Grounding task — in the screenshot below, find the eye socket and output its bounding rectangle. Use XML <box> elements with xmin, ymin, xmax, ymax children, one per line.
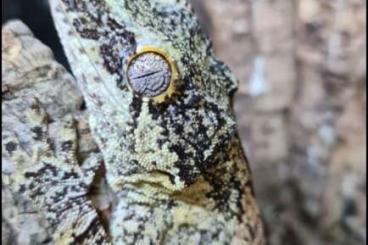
<box><xmin>126</xmin><ymin>46</ymin><xmax>179</xmax><ymax>103</ymax></box>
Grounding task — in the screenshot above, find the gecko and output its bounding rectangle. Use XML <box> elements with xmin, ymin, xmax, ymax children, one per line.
<box><xmin>3</xmin><ymin>0</ymin><xmax>265</xmax><ymax>244</ymax></box>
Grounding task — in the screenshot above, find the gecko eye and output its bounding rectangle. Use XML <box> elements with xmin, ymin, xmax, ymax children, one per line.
<box><xmin>128</xmin><ymin>52</ymin><xmax>170</xmax><ymax>97</ymax></box>
<box><xmin>126</xmin><ymin>46</ymin><xmax>179</xmax><ymax>103</ymax></box>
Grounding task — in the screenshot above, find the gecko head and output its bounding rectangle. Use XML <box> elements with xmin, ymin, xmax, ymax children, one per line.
<box><xmin>54</xmin><ymin>0</ymin><xmax>239</xmax><ymax>191</ymax></box>
<box><xmin>120</xmin><ymin>45</ymin><xmax>238</xmax><ymax>190</ymax></box>
<box><xmin>114</xmin><ymin>1</ymin><xmax>240</xmax><ymax>190</ymax></box>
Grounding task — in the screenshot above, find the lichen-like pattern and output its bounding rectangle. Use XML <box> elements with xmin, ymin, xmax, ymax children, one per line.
<box><xmin>3</xmin><ymin>99</ymin><xmax>110</xmax><ymax>244</ymax></box>
<box><xmin>14</xmin><ymin>0</ymin><xmax>266</xmax><ymax>244</ymax></box>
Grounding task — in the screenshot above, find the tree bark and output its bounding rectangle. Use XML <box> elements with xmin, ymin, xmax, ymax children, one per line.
<box><xmin>194</xmin><ymin>0</ymin><xmax>366</xmax><ymax>244</ymax></box>
<box><xmin>2</xmin><ymin>20</ymin><xmax>97</xmax><ymax>245</ymax></box>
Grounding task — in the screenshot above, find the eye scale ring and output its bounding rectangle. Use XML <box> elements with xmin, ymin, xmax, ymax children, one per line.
<box><xmin>126</xmin><ymin>46</ymin><xmax>179</xmax><ymax>103</ymax></box>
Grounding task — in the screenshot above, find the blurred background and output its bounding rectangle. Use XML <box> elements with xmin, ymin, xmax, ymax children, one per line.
<box><xmin>2</xmin><ymin>0</ymin><xmax>366</xmax><ymax>244</ymax></box>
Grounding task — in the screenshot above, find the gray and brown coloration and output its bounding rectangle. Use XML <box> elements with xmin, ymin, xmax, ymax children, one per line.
<box><xmin>3</xmin><ymin>0</ymin><xmax>265</xmax><ymax>244</ymax></box>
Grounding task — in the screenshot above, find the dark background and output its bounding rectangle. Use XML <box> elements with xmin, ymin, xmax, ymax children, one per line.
<box><xmin>2</xmin><ymin>0</ymin><xmax>69</xmax><ymax>67</ymax></box>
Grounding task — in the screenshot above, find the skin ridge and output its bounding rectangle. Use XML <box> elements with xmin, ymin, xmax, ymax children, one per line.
<box><xmin>4</xmin><ymin>0</ymin><xmax>267</xmax><ymax>244</ymax></box>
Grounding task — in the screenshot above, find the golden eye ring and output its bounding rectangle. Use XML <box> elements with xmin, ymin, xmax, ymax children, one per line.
<box><xmin>126</xmin><ymin>45</ymin><xmax>179</xmax><ymax>103</ymax></box>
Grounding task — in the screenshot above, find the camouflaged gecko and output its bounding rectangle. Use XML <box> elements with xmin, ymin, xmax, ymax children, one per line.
<box><xmin>4</xmin><ymin>0</ymin><xmax>265</xmax><ymax>244</ymax></box>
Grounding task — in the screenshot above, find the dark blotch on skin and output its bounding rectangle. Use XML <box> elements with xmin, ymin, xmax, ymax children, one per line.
<box><xmin>61</xmin><ymin>140</ymin><xmax>74</xmax><ymax>152</ymax></box>
<box><xmin>31</xmin><ymin>126</ymin><xmax>43</xmax><ymax>141</ymax></box>
<box><xmin>5</xmin><ymin>142</ymin><xmax>17</xmax><ymax>154</ymax></box>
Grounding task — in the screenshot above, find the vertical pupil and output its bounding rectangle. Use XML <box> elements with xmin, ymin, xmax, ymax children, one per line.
<box><xmin>127</xmin><ymin>52</ymin><xmax>171</xmax><ymax>97</ymax></box>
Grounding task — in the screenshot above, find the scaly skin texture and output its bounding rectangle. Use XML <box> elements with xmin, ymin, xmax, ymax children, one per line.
<box><xmin>5</xmin><ymin>0</ymin><xmax>265</xmax><ymax>244</ymax></box>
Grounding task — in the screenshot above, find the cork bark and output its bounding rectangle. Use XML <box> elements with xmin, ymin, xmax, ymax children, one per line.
<box><xmin>2</xmin><ymin>20</ymin><xmax>98</xmax><ymax>245</ymax></box>
<box><xmin>194</xmin><ymin>0</ymin><xmax>366</xmax><ymax>244</ymax></box>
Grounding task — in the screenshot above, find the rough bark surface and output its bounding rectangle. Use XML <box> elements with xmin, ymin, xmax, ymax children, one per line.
<box><xmin>193</xmin><ymin>0</ymin><xmax>366</xmax><ymax>244</ymax></box>
<box><xmin>2</xmin><ymin>20</ymin><xmax>98</xmax><ymax>245</ymax></box>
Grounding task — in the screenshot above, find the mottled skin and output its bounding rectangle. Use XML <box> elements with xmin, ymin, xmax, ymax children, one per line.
<box><xmin>6</xmin><ymin>0</ymin><xmax>265</xmax><ymax>244</ymax></box>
